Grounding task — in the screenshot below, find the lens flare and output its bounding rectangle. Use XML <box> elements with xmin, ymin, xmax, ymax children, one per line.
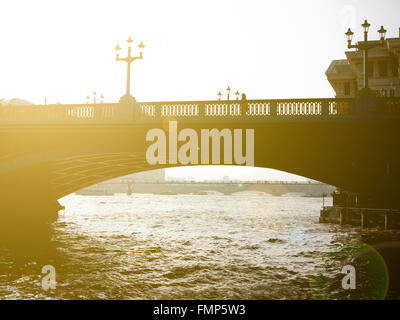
<box><xmin>310</xmin><ymin>240</ymin><xmax>389</xmax><ymax>300</ymax></box>
<box><xmin>286</xmin><ymin>223</ymin><xmax>308</xmax><ymax>246</ymax></box>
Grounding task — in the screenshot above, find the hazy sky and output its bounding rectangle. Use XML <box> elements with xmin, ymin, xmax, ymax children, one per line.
<box><xmin>1</xmin><ymin>0</ymin><xmax>399</xmax><ymax>180</ymax></box>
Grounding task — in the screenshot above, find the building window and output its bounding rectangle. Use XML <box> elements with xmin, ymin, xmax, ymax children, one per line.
<box><xmin>379</xmin><ymin>61</ymin><xmax>388</xmax><ymax>77</ymax></box>
<box><xmin>344</xmin><ymin>82</ymin><xmax>350</xmax><ymax>96</ymax></box>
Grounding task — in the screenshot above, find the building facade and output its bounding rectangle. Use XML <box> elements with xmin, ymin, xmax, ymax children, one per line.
<box><xmin>326</xmin><ymin>31</ymin><xmax>400</xmax><ymax>98</ymax></box>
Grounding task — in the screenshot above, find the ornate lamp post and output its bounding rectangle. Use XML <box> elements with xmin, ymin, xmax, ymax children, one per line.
<box><xmin>235</xmin><ymin>90</ymin><xmax>240</xmax><ymax>100</ymax></box>
<box><xmin>115</xmin><ymin>36</ymin><xmax>145</xmax><ymax>103</ymax></box>
<box><xmin>345</xmin><ymin>20</ymin><xmax>387</xmax><ymax>90</ymax></box>
<box><xmin>218</xmin><ymin>87</ymin><xmax>241</xmax><ymax>101</ymax></box>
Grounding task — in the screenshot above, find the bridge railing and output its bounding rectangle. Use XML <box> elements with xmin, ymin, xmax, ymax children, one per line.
<box><xmin>0</xmin><ymin>103</ymin><xmax>118</xmax><ymax>122</ymax></box>
<box><xmin>137</xmin><ymin>98</ymin><xmax>355</xmax><ymax>119</ymax></box>
<box><xmin>4</xmin><ymin>97</ymin><xmax>400</xmax><ymax>123</ymax></box>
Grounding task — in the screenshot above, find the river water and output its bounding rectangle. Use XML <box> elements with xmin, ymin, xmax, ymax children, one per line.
<box><xmin>1</xmin><ymin>193</ymin><xmax>399</xmax><ymax>299</ymax></box>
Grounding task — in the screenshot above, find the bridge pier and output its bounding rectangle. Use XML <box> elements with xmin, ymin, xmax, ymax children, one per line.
<box><xmin>0</xmin><ymin>166</ymin><xmax>62</xmax><ymax>247</ymax></box>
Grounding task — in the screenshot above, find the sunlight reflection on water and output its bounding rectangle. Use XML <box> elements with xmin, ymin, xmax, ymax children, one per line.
<box><xmin>1</xmin><ymin>193</ymin><xmax>396</xmax><ymax>299</ymax></box>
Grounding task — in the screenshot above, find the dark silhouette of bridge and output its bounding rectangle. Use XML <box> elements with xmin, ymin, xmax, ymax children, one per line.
<box><xmin>1</xmin><ymin>96</ymin><xmax>400</xmax><ymax>235</ymax></box>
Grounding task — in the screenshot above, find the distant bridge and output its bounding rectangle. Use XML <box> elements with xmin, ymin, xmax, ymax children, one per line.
<box><xmin>1</xmin><ymin>96</ymin><xmax>400</xmax><ymax>229</ymax></box>
<box><xmin>78</xmin><ymin>181</ymin><xmax>335</xmax><ymax>197</ymax></box>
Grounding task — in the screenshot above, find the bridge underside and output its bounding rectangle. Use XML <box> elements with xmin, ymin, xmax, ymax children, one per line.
<box><xmin>1</xmin><ymin>118</ymin><xmax>400</xmax><ymax>239</ymax></box>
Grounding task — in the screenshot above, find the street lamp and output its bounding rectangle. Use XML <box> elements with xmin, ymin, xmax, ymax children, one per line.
<box><xmin>345</xmin><ymin>28</ymin><xmax>354</xmax><ymax>46</ymax></box>
<box><xmin>346</xmin><ymin>19</ymin><xmax>387</xmax><ymax>90</ymax></box>
<box><xmin>218</xmin><ymin>88</ymin><xmax>242</xmax><ymax>101</ymax></box>
<box><xmin>226</xmin><ymin>86</ymin><xmax>231</xmax><ymax>101</ymax></box>
<box><xmin>378</xmin><ymin>25</ymin><xmax>387</xmax><ymax>42</ymax></box>
<box><xmin>362</xmin><ymin>19</ymin><xmax>370</xmax><ymax>37</ymax></box>
<box><xmin>235</xmin><ymin>90</ymin><xmax>240</xmax><ymax>100</ymax></box>
<box><xmin>115</xmin><ymin>36</ymin><xmax>145</xmax><ymax>103</ymax></box>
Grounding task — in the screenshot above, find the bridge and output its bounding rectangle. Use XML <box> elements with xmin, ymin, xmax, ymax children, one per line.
<box><xmin>1</xmin><ymin>95</ymin><xmax>400</xmax><ymax>236</ymax></box>
<box><xmin>77</xmin><ymin>180</ymin><xmax>335</xmax><ymax>197</ymax></box>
